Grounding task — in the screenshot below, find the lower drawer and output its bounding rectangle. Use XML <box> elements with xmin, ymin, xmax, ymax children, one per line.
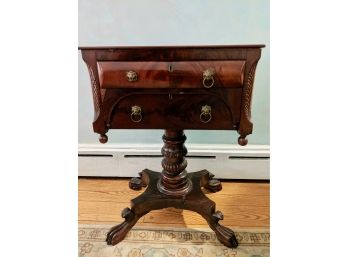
<box><xmin>105</xmin><ymin>91</ymin><xmax>241</xmax><ymax>130</ymax></box>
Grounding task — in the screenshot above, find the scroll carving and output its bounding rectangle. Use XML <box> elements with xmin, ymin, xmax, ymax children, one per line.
<box><xmin>87</xmin><ymin>64</ymin><xmax>102</xmax><ymax>114</ymax></box>
<box><xmin>242</xmin><ymin>62</ymin><xmax>258</xmax><ymax>121</ymax></box>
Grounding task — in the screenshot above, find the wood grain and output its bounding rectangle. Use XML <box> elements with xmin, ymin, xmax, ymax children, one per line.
<box><xmin>106</xmin><ymin>91</ymin><xmax>239</xmax><ymax>130</ymax></box>
<box><xmin>80</xmin><ymin>45</ymin><xmax>264</xmax><ymax>145</ymax></box>
<box><xmin>79</xmin><ymin>178</ymin><xmax>269</xmax><ymax>196</ymax></box>
<box><xmin>79</xmin><ymin>45</ymin><xmax>266</xmax><ymax>248</ymax></box>
<box><xmin>97</xmin><ymin>61</ymin><xmax>245</xmax><ymax>89</ymax></box>
<box><xmin>98</xmin><ymin>61</ymin><xmax>170</xmax><ymax>88</ymax></box>
<box><xmin>79</xmin><ymin>178</ymin><xmax>269</xmax><ymax>228</ymax></box>
<box><xmin>78</xmin><ymin>190</ymin><xmax>269</xmax><ymax>207</ymax></box>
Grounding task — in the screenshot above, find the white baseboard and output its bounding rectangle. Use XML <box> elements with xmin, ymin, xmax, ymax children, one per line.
<box><xmin>78</xmin><ymin>143</ymin><xmax>270</xmax><ymax>180</ymax></box>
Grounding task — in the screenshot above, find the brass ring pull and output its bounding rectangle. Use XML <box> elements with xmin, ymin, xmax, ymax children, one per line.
<box><xmin>131</xmin><ymin>105</ymin><xmax>142</xmax><ymax>122</ymax></box>
<box><xmin>126</xmin><ymin>70</ymin><xmax>138</xmax><ymax>82</ymax></box>
<box><xmin>200</xmin><ymin>105</ymin><xmax>212</xmax><ymax>123</ymax></box>
<box><xmin>203</xmin><ymin>77</ymin><xmax>214</xmax><ymax>88</ymax></box>
<box><xmin>202</xmin><ymin>69</ymin><xmax>215</xmax><ymax>88</ymax></box>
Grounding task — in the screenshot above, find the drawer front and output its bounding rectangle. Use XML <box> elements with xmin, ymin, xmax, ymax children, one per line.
<box><xmin>106</xmin><ymin>91</ymin><xmax>241</xmax><ymax>130</ymax></box>
<box><xmin>97</xmin><ymin>61</ymin><xmax>245</xmax><ymax>89</ymax></box>
<box><xmin>98</xmin><ymin>62</ymin><xmax>170</xmax><ymax>88</ymax></box>
<box><xmin>171</xmin><ymin>61</ymin><xmax>245</xmax><ymax>88</ymax></box>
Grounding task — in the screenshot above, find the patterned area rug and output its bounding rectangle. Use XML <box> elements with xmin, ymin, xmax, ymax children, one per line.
<box><xmin>78</xmin><ymin>225</ymin><xmax>269</xmax><ymax>257</ymax></box>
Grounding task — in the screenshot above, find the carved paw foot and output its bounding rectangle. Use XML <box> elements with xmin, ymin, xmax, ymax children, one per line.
<box><xmin>106</xmin><ymin>208</ymin><xmax>136</xmax><ymax>245</ymax></box>
<box><xmin>210</xmin><ymin>211</ymin><xmax>238</xmax><ymax>248</ymax></box>
<box><xmin>215</xmin><ymin>223</ymin><xmax>239</xmax><ymax>248</ymax></box>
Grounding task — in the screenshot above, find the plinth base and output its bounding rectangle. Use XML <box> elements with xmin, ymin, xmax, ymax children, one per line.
<box><xmin>106</xmin><ymin>169</ymin><xmax>238</xmax><ymax>248</ymax></box>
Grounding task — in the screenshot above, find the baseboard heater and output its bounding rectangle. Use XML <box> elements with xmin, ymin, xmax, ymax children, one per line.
<box><xmin>78</xmin><ymin>144</ymin><xmax>270</xmax><ymax>179</ymax></box>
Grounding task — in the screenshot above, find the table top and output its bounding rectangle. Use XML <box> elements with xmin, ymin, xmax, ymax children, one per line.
<box><xmin>78</xmin><ymin>44</ymin><xmax>266</xmax><ymax>50</ymax></box>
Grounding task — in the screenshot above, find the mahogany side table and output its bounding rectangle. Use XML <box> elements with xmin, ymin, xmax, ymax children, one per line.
<box><xmin>79</xmin><ymin>45</ymin><xmax>264</xmax><ymax>248</ymax></box>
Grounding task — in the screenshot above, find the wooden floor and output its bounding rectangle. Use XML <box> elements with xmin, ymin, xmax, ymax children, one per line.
<box><xmin>79</xmin><ymin>178</ymin><xmax>270</xmax><ymax>229</ymax></box>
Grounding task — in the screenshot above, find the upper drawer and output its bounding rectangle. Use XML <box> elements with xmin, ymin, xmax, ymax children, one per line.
<box><xmin>98</xmin><ymin>62</ymin><xmax>170</xmax><ymax>88</ymax></box>
<box><xmin>170</xmin><ymin>61</ymin><xmax>245</xmax><ymax>88</ymax></box>
<box><xmin>97</xmin><ymin>61</ymin><xmax>245</xmax><ymax>89</ymax></box>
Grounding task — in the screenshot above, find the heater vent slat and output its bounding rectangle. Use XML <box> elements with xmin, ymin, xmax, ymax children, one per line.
<box><xmin>78</xmin><ymin>154</ymin><xmax>113</xmax><ymax>157</ymax></box>
<box><xmin>186</xmin><ymin>155</ymin><xmax>216</xmax><ymax>159</ymax></box>
<box><xmin>124</xmin><ymin>155</ymin><xmax>162</xmax><ymax>158</ymax></box>
<box><xmin>228</xmin><ymin>156</ymin><xmax>270</xmax><ymax>160</ymax></box>
<box><xmin>123</xmin><ymin>155</ymin><xmax>216</xmax><ymax>159</ymax></box>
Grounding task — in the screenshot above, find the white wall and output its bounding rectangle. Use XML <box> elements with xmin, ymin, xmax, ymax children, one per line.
<box><xmin>78</xmin><ymin>0</ymin><xmax>269</xmax><ymax>145</ymax></box>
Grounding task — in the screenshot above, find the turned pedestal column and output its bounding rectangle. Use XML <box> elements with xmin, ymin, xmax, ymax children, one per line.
<box><xmin>157</xmin><ymin>130</ymin><xmax>192</xmax><ymax>196</ymax></box>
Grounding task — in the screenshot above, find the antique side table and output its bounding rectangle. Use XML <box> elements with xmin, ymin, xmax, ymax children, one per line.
<box><xmin>79</xmin><ymin>45</ymin><xmax>264</xmax><ymax>248</ymax></box>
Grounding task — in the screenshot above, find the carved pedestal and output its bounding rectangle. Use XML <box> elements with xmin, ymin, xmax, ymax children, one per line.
<box><xmin>106</xmin><ymin>130</ymin><xmax>238</xmax><ymax>248</ymax></box>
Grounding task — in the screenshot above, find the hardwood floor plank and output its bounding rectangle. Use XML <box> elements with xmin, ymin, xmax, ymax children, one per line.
<box><xmin>79</xmin><ymin>178</ymin><xmax>269</xmax><ymax>196</ymax></box>
<box><xmin>143</xmin><ymin>207</ymin><xmax>269</xmax><ymax>227</ymax></box>
<box><xmin>78</xmin><ymin>178</ymin><xmax>130</xmax><ymax>192</ymax></box>
<box><xmin>78</xmin><ymin>178</ymin><xmax>270</xmax><ymax>228</ymax></box>
<box><xmin>79</xmin><ymin>190</ymin><xmax>269</xmax><ymax>207</ymax></box>
<box><xmin>78</xmin><ymin>201</ymin><xmax>145</xmax><ymax>223</ymax></box>
<box><xmin>79</xmin><ymin>190</ymin><xmax>141</xmax><ymax>203</ymax></box>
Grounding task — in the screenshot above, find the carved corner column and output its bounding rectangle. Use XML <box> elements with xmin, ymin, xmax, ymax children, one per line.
<box><xmin>157</xmin><ymin>130</ymin><xmax>193</xmax><ymax>197</ymax></box>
